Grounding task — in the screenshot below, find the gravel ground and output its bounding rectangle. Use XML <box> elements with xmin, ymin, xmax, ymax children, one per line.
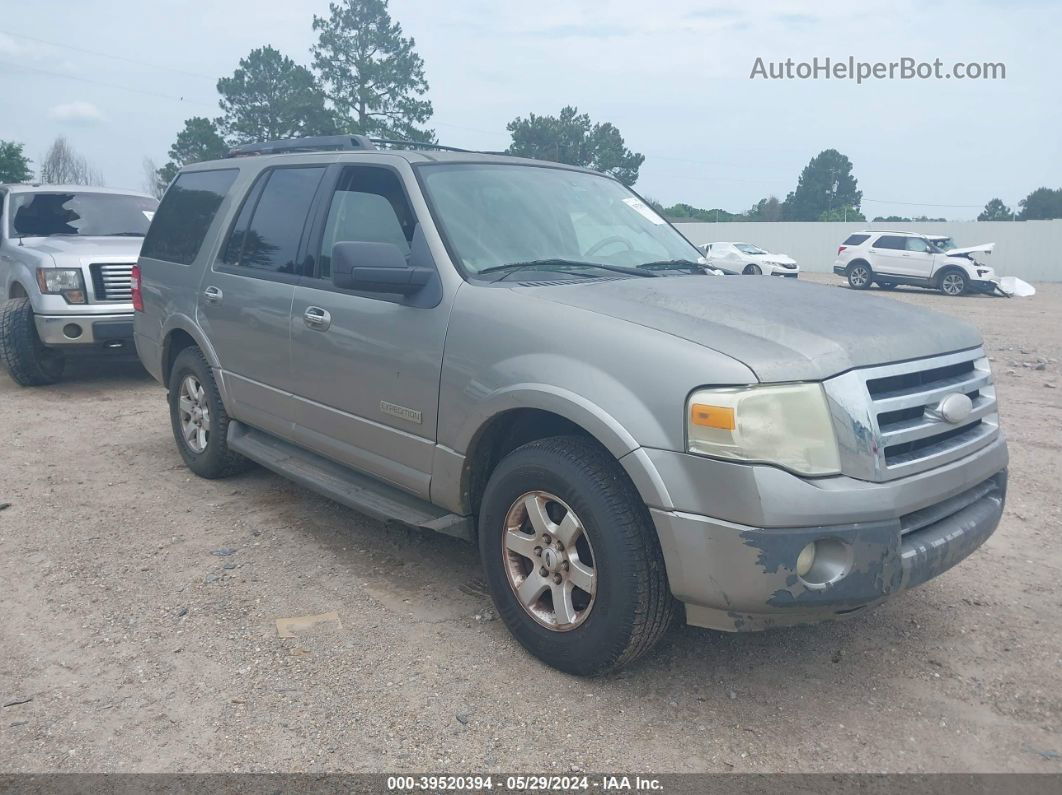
<box><xmin>1</xmin><ymin>274</ymin><xmax>1060</xmax><ymax>774</ymax></box>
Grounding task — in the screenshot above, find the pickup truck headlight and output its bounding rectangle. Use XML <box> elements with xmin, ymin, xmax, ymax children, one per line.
<box><xmin>36</xmin><ymin>268</ymin><xmax>86</xmax><ymax>304</ymax></box>
<box><xmin>687</xmin><ymin>383</ymin><xmax>841</xmax><ymax>476</ymax></box>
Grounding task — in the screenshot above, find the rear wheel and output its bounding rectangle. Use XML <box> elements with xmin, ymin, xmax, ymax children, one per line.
<box><xmin>479</xmin><ymin>436</ymin><xmax>674</xmax><ymax>676</ymax></box>
<box><xmin>0</xmin><ymin>298</ymin><xmax>65</xmax><ymax>386</ymax></box>
<box><xmin>168</xmin><ymin>347</ymin><xmax>250</xmax><ymax>478</ymax></box>
<box><xmin>846</xmin><ymin>262</ymin><xmax>872</xmax><ymax>290</ymax></box>
<box><xmin>939</xmin><ymin>270</ymin><xmax>968</xmax><ymax>296</ymax></box>
<box><xmin>743</xmin><ymin>263</ymin><xmax>762</xmax><ymax>275</ymax></box>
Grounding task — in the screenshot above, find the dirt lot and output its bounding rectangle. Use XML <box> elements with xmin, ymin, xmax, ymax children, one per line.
<box><xmin>1</xmin><ymin>274</ymin><xmax>1060</xmax><ymax>774</ymax></box>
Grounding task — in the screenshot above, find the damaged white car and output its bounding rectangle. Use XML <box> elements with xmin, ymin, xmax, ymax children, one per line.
<box><xmin>700</xmin><ymin>241</ymin><xmax>799</xmax><ymax>277</ymax></box>
<box><xmin>834</xmin><ymin>230</ymin><xmax>1033</xmax><ymax>297</ymax></box>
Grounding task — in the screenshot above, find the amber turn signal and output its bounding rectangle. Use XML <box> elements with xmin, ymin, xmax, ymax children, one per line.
<box><xmin>690</xmin><ymin>403</ymin><xmax>736</xmax><ymax>430</ymax></box>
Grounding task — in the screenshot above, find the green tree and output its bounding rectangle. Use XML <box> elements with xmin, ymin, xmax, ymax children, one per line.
<box><xmin>216</xmin><ymin>46</ymin><xmax>337</xmax><ymax>144</ymax></box>
<box><xmin>782</xmin><ymin>149</ymin><xmax>862</xmax><ymax>221</ymax></box>
<box><xmin>819</xmin><ymin>205</ymin><xmax>866</xmax><ymax>222</ymax></box>
<box><xmin>1016</xmin><ymin>187</ymin><xmax>1062</xmax><ymax>220</ymax></box>
<box><xmin>311</xmin><ymin>0</ymin><xmax>434</xmax><ymax>141</ymax></box>
<box><xmin>506</xmin><ymin>106</ymin><xmax>645</xmax><ymax>186</ymax></box>
<box><xmin>0</xmin><ymin>140</ymin><xmax>32</xmax><ymax>183</ymax></box>
<box><xmin>977</xmin><ymin>198</ymin><xmax>1014</xmax><ymax>221</ymax></box>
<box><xmin>746</xmin><ymin>196</ymin><xmax>783</xmax><ymax>221</ymax></box>
<box><xmin>157</xmin><ymin>117</ymin><xmax>229</xmax><ymax>190</ymax></box>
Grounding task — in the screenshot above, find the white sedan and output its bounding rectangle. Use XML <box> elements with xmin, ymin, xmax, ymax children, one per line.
<box><xmin>700</xmin><ymin>241</ymin><xmax>800</xmax><ymax>277</ymax></box>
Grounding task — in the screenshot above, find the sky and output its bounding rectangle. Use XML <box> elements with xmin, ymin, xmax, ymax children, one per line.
<box><xmin>1</xmin><ymin>0</ymin><xmax>1059</xmax><ymax>219</ymax></box>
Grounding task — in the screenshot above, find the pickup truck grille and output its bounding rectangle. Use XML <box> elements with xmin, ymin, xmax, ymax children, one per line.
<box><xmin>824</xmin><ymin>348</ymin><xmax>999</xmax><ymax>482</ymax></box>
<box><xmin>89</xmin><ymin>263</ymin><xmax>133</xmax><ymax>302</ymax></box>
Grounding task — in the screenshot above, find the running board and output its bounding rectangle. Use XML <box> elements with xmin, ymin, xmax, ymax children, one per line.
<box><xmin>227</xmin><ymin>421</ymin><xmax>474</xmax><ymax>542</ymax></box>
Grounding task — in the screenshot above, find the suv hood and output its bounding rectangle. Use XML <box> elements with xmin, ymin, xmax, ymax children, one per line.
<box><xmin>523</xmin><ymin>276</ymin><xmax>982</xmax><ymax>382</ymax></box>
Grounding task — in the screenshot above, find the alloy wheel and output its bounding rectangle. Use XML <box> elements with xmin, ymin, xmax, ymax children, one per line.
<box><xmin>941</xmin><ymin>273</ymin><xmax>965</xmax><ymax>295</ymax></box>
<box><xmin>502</xmin><ymin>491</ymin><xmax>597</xmax><ymax>631</ymax></box>
<box><xmin>177</xmin><ymin>375</ymin><xmax>211</xmax><ymax>453</ymax></box>
<box><xmin>849</xmin><ymin>265</ymin><xmax>870</xmax><ymax>287</ymax></box>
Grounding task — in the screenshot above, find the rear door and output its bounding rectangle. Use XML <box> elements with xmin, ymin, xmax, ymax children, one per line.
<box><xmin>868</xmin><ymin>234</ymin><xmax>908</xmax><ymax>276</ymax></box>
<box><xmin>287</xmin><ymin>163</ymin><xmax>452</xmax><ymax>499</ymax></box>
<box><xmin>197</xmin><ymin>164</ymin><xmax>326</xmax><ymax>439</ymax></box>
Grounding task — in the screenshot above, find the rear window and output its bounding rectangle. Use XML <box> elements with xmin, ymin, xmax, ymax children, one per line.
<box><xmin>873</xmin><ymin>235</ymin><xmax>906</xmax><ymax>250</ymax></box>
<box><xmin>843</xmin><ymin>234</ymin><xmax>870</xmax><ymax>246</ymax></box>
<box><xmin>141</xmin><ymin>169</ymin><xmax>238</xmax><ymax>265</ymax></box>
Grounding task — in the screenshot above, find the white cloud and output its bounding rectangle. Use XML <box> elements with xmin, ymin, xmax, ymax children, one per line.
<box><xmin>48</xmin><ymin>101</ymin><xmax>106</xmax><ymax>125</ymax></box>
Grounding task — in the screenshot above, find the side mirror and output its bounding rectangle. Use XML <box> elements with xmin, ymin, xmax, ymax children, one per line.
<box><xmin>331</xmin><ymin>241</ymin><xmax>433</xmax><ymax>295</ymax></box>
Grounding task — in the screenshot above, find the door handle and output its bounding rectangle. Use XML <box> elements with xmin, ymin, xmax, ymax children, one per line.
<box><xmin>203</xmin><ymin>286</ymin><xmax>223</xmax><ymax>304</ymax></box>
<box><xmin>303</xmin><ymin>306</ymin><xmax>331</xmax><ymax>330</ymax></box>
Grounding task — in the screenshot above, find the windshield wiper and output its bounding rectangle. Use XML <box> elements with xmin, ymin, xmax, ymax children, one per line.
<box><xmin>636</xmin><ymin>259</ymin><xmax>706</xmax><ymax>273</ymax></box>
<box><xmin>478</xmin><ymin>259</ymin><xmax>657</xmax><ymax>282</ymax></box>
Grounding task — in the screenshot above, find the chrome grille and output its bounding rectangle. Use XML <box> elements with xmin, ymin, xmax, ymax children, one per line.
<box><xmin>89</xmin><ymin>263</ymin><xmax>133</xmax><ymax>302</ymax></box>
<box><xmin>824</xmin><ymin>348</ymin><xmax>999</xmax><ymax>482</ymax></box>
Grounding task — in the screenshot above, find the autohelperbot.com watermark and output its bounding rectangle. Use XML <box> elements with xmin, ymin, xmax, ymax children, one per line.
<box><xmin>750</xmin><ymin>56</ymin><xmax>1005</xmax><ymax>83</ymax></box>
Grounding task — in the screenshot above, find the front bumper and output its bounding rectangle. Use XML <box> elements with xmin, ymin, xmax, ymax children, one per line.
<box><xmin>640</xmin><ymin>440</ymin><xmax>1008</xmax><ymax>631</ymax></box>
<box><xmin>35</xmin><ymin>313</ymin><xmax>135</xmax><ymax>348</ymax></box>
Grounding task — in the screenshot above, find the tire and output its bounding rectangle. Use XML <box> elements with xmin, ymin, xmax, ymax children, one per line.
<box><xmin>0</xmin><ymin>298</ymin><xmax>65</xmax><ymax>386</ymax></box>
<box><xmin>743</xmin><ymin>264</ymin><xmax>762</xmax><ymax>275</ymax></box>
<box><xmin>478</xmin><ymin>436</ymin><xmax>675</xmax><ymax>676</ymax></box>
<box><xmin>938</xmin><ymin>269</ymin><xmax>968</xmax><ymax>296</ymax></box>
<box><xmin>846</xmin><ymin>261</ymin><xmax>872</xmax><ymax>290</ymax></box>
<box><xmin>877</xmin><ymin>281</ymin><xmax>898</xmax><ymax>290</ymax></box>
<box><xmin>168</xmin><ymin>347</ymin><xmax>250</xmax><ymax>479</ymax></box>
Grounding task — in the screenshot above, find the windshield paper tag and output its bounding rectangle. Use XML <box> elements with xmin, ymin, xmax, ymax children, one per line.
<box><xmin>622</xmin><ymin>197</ymin><xmax>665</xmax><ymax>224</ymax></box>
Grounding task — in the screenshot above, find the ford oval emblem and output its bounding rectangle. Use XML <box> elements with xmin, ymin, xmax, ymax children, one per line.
<box><xmin>934</xmin><ymin>393</ymin><xmax>974</xmax><ymax>424</ymax></box>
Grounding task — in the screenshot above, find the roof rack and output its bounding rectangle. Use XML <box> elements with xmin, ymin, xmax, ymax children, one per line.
<box><xmin>225</xmin><ymin>134</ymin><xmax>377</xmax><ymax>158</ymax></box>
<box><xmin>370</xmin><ymin>138</ymin><xmax>470</xmax><ymax>153</ymax></box>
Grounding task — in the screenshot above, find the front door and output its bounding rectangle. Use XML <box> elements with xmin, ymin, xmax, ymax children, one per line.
<box><xmin>288</xmin><ymin>164</ymin><xmax>454</xmax><ymax>499</ymax></box>
<box><xmin>197</xmin><ymin>165</ymin><xmax>326</xmax><ymax>439</ymax></box>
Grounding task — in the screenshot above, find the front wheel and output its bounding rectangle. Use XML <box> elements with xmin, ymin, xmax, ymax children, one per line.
<box><xmin>743</xmin><ymin>263</ymin><xmax>763</xmax><ymax>275</ymax></box>
<box><xmin>939</xmin><ymin>270</ymin><xmax>968</xmax><ymax>296</ymax></box>
<box><xmin>168</xmin><ymin>347</ymin><xmax>251</xmax><ymax>478</ymax></box>
<box><xmin>846</xmin><ymin>262</ymin><xmax>872</xmax><ymax>290</ymax></box>
<box><xmin>479</xmin><ymin>436</ymin><xmax>675</xmax><ymax>676</ymax></box>
<box><xmin>0</xmin><ymin>298</ymin><xmax>65</xmax><ymax>386</ymax></box>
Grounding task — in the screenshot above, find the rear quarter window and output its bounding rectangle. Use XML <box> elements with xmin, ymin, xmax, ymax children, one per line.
<box><xmin>141</xmin><ymin>169</ymin><xmax>238</xmax><ymax>265</ymax></box>
<box><xmin>843</xmin><ymin>234</ymin><xmax>870</xmax><ymax>246</ymax></box>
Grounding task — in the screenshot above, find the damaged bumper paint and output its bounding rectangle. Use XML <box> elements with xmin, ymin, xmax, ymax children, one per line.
<box><xmin>648</xmin><ymin>447</ymin><xmax>1007</xmax><ymax>632</ymax></box>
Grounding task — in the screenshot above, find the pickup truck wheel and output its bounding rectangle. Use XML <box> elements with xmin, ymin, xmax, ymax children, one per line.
<box><xmin>846</xmin><ymin>262</ymin><xmax>872</xmax><ymax>290</ymax></box>
<box><xmin>0</xmin><ymin>298</ymin><xmax>65</xmax><ymax>386</ymax></box>
<box><xmin>939</xmin><ymin>270</ymin><xmax>968</xmax><ymax>296</ymax></box>
<box><xmin>168</xmin><ymin>347</ymin><xmax>250</xmax><ymax>478</ymax></box>
<box><xmin>479</xmin><ymin>436</ymin><xmax>674</xmax><ymax>676</ymax></box>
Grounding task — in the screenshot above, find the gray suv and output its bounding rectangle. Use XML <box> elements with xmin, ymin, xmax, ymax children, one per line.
<box><xmin>134</xmin><ymin>136</ymin><xmax>1008</xmax><ymax>675</ymax></box>
<box><xmin>0</xmin><ymin>184</ymin><xmax>157</xmax><ymax>385</ymax></box>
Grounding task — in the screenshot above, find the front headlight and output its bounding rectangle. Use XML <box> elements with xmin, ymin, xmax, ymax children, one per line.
<box><xmin>687</xmin><ymin>383</ymin><xmax>841</xmax><ymax>476</ymax></box>
<box><xmin>36</xmin><ymin>268</ymin><xmax>86</xmax><ymax>304</ymax></box>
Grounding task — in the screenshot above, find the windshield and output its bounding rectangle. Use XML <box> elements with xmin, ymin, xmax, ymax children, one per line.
<box><xmin>418</xmin><ymin>164</ymin><xmax>703</xmax><ymax>276</ymax></box>
<box><xmin>8</xmin><ymin>192</ymin><xmax>157</xmax><ymax>238</ymax></box>
<box><xmin>929</xmin><ymin>237</ymin><xmax>956</xmax><ymax>251</ymax></box>
<box><xmin>734</xmin><ymin>243</ymin><xmax>768</xmax><ymax>255</ymax></box>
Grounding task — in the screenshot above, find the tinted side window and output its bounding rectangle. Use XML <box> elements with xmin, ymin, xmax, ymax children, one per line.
<box><xmin>874</xmin><ymin>235</ymin><xmax>905</xmax><ymax>250</ymax></box>
<box><xmin>843</xmin><ymin>234</ymin><xmax>870</xmax><ymax>246</ymax></box>
<box><xmin>231</xmin><ymin>167</ymin><xmax>324</xmax><ymax>274</ymax></box>
<box><xmin>220</xmin><ymin>175</ymin><xmax>267</xmax><ymax>266</ymax></box>
<box><xmin>317</xmin><ymin>167</ymin><xmax>415</xmax><ymax>279</ymax></box>
<box><xmin>142</xmin><ymin>169</ymin><xmax>238</xmax><ymax>265</ymax></box>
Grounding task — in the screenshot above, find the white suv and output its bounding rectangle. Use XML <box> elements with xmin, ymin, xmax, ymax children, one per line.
<box><xmin>833</xmin><ymin>231</ymin><xmax>996</xmax><ymax>296</ymax></box>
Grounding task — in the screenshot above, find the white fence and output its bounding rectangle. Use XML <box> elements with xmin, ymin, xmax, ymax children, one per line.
<box><xmin>673</xmin><ymin>220</ymin><xmax>1062</xmax><ymax>282</ymax></box>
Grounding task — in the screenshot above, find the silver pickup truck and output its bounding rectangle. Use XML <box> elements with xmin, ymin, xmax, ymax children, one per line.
<box><xmin>133</xmin><ymin>136</ymin><xmax>1008</xmax><ymax>676</ymax></box>
<box><xmin>0</xmin><ymin>184</ymin><xmax>157</xmax><ymax>385</ymax></box>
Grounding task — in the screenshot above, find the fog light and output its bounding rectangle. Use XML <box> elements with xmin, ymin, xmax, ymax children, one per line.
<box><xmin>63</xmin><ymin>323</ymin><xmax>83</xmax><ymax>339</ymax></box>
<box><xmin>796</xmin><ymin>543</ymin><xmax>816</xmax><ymax>577</ymax></box>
